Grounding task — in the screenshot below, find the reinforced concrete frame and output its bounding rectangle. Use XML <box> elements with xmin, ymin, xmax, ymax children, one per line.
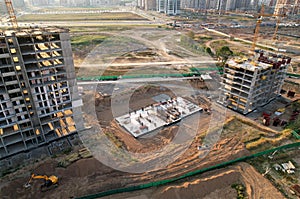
<box><xmin>0</xmin><ymin>27</ymin><xmax>83</xmax><ymax>159</ymax></box>
<box><xmin>218</xmin><ymin>51</ymin><xmax>291</xmax><ymax>114</ymax></box>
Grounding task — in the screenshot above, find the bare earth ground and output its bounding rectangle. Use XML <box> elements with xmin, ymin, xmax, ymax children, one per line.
<box><xmin>1</xmin><ymin>99</ymin><xmax>280</xmax><ymax>199</ymax></box>
<box><xmin>1</xmin><ymin>79</ymin><xmax>293</xmax><ymax>198</ymax></box>
<box><xmin>102</xmin><ymin>162</ymin><xmax>285</xmax><ymax>199</ymax></box>
<box><xmin>0</xmin><ymin>137</ymin><xmax>249</xmax><ymax>199</ymax></box>
<box><xmin>0</xmin><ymin>84</ymin><xmax>251</xmax><ymax>199</ymax></box>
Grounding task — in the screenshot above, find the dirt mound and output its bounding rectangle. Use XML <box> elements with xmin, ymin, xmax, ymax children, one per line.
<box><xmin>111</xmin><ymin>121</ymin><xmax>178</xmax><ymax>153</ymax></box>
<box><xmin>62</xmin><ymin>158</ymin><xmax>112</xmax><ymax>179</ymax></box>
<box><xmin>0</xmin><ymin>158</ymin><xmax>117</xmax><ymax>199</ymax></box>
<box><xmin>155</xmin><ymin>170</ymin><xmax>240</xmax><ymax>199</ymax></box>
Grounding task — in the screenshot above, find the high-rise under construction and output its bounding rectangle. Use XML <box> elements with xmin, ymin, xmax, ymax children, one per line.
<box><xmin>218</xmin><ymin>51</ymin><xmax>291</xmax><ymax>114</ymax></box>
<box><xmin>0</xmin><ymin>27</ymin><xmax>83</xmax><ymax>159</ymax></box>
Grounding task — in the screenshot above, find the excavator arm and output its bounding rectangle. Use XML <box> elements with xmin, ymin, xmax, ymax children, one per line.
<box><xmin>31</xmin><ymin>174</ymin><xmax>49</xmax><ymax>180</ymax></box>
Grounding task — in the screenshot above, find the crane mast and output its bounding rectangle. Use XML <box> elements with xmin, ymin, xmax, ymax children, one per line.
<box><xmin>4</xmin><ymin>0</ymin><xmax>18</xmax><ymax>29</ymax></box>
<box><xmin>251</xmin><ymin>4</ymin><xmax>286</xmax><ymax>52</ymax></box>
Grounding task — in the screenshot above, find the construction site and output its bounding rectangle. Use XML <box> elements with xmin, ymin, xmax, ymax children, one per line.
<box><xmin>0</xmin><ymin>0</ymin><xmax>300</xmax><ymax>199</ymax></box>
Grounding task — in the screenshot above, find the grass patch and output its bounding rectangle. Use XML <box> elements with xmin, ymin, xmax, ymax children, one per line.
<box><xmin>210</xmin><ymin>40</ymin><xmax>229</xmax><ymax>50</ymax></box>
<box><xmin>221</xmin><ymin>116</ymin><xmax>292</xmax><ymax>152</ymax></box>
<box><xmin>231</xmin><ymin>183</ymin><xmax>247</xmax><ymax>199</ymax></box>
<box><xmin>71</xmin><ymin>34</ymin><xmax>108</xmax><ymax>47</ymax></box>
<box><xmin>194</xmin><ymin>35</ymin><xmax>213</xmax><ymax>42</ymax></box>
<box><xmin>69</xmin><ymin>26</ymin><xmax>132</xmax><ymax>32</ymax></box>
<box><xmin>34</xmin><ymin>7</ymin><xmax>113</xmax><ymax>12</ymax></box>
<box><xmin>104</xmin><ymin>132</ymin><xmax>123</xmax><ymax>148</ymax></box>
<box><xmin>179</xmin><ymin>35</ymin><xmax>207</xmax><ymax>56</ymax></box>
<box><xmin>18</xmin><ymin>12</ymin><xmax>148</xmax><ymax>22</ymax></box>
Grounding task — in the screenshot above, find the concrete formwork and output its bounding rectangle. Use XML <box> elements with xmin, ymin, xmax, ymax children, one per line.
<box><xmin>116</xmin><ymin>97</ymin><xmax>202</xmax><ymax>137</ymax></box>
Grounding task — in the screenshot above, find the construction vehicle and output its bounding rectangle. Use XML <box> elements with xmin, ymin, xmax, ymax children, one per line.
<box><xmin>262</xmin><ymin>112</ymin><xmax>271</xmax><ymax>126</ymax></box>
<box><xmin>24</xmin><ymin>174</ymin><xmax>59</xmax><ymax>191</ymax></box>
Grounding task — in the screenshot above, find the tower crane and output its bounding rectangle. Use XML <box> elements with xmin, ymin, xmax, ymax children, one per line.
<box><xmin>251</xmin><ymin>4</ymin><xmax>286</xmax><ymax>52</ymax></box>
<box><xmin>4</xmin><ymin>0</ymin><xmax>18</xmax><ymax>29</ymax></box>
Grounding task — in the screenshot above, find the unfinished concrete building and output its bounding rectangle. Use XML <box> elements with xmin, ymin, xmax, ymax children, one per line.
<box><xmin>116</xmin><ymin>97</ymin><xmax>202</xmax><ymax>137</ymax></box>
<box><xmin>0</xmin><ymin>27</ymin><xmax>83</xmax><ymax>159</ymax></box>
<box><xmin>218</xmin><ymin>51</ymin><xmax>291</xmax><ymax>114</ymax></box>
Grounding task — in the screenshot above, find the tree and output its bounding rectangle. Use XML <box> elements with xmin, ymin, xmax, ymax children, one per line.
<box><xmin>216</xmin><ymin>46</ymin><xmax>233</xmax><ymax>66</ymax></box>
<box><xmin>205</xmin><ymin>47</ymin><xmax>213</xmax><ymax>56</ymax></box>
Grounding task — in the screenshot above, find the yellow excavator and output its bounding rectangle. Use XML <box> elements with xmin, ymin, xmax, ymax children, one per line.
<box><xmin>24</xmin><ymin>174</ymin><xmax>59</xmax><ymax>191</ymax></box>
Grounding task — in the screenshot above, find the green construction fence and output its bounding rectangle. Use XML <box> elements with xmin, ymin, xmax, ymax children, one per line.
<box><xmin>292</xmin><ymin>130</ymin><xmax>300</xmax><ymax>139</ymax></box>
<box><xmin>77</xmin><ymin>71</ymin><xmax>299</xmax><ymax>82</ymax></box>
<box><xmin>76</xmin><ymin>67</ymin><xmax>226</xmax><ymax>81</ymax></box>
<box><xmin>288</xmin><ymin>73</ymin><xmax>300</xmax><ymax>78</ymax></box>
<box><xmin>76</xmin><ymin>141</ymin><xmax>300</xmax><ymax>199</ymax></box>
<box><xmin>76</xmin><ymin>72</ymin><xmax>201</xmax><ymax>81</ymax></box>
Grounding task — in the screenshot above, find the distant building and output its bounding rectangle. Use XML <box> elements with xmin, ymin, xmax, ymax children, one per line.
<box><xmin>137</xmin><ymin>0</ymin><xmax>156</xmax><ymax>10</ymax></box>
<box><xmin>89</xmin><ymin>0</ymin><xmax>121</xmax><ymax>6</ymax></box>
<box><xmin>269</xmin><ymin>0</ymin><xmax>278</xmax><ymax>7</ymax></box>
<box><xmin>181</xmin><ymin>0</ymin><xmax>207</xmax><ymax>10</ymax></box>
<box><xmin>218</xmin><ymin>51</ymin><xmax>291</xmax><ymax>114</ymax></box>
<box><xmin>137</xmin><ymin>0</ymin><xmax>143</xmax><ymax>8</ymax></box>
<box><xmin>274</xmin><ymin>0</ymin><xmax>300</xmax><ymax>15</ymax></box>
<box><xmin>206</xmin><ymin>0</ymin><xmax>219</xmax><ymax>9</ymax></box>
<box><xmin>60</xmin><ymin>0</ymin><xmax>90</xmax><ymax>7</ymax></box>
<box><xmin>0</xmin><ymin>1</ymin><xmax>6</xmax><ymax>14</ymax></box>
<box><xmin>145</xmin><ymin>0</ymin><xmax>157</xmax><ymax>10</ymax></box>
<box><xmin>0</xmin><ymin>0</ymin><xmax>27</xmax><ymax>11</ymax></box>
<box><xmin>235</xmin><ymin>0</ymin><xmax>251</xmax><ymax>11</ymax></box>
<box><xmin>12</xmin><ymin>0</ymin><xmax>26</xmax><ymax>9</ymax></box>
<box><xmin>180</xmin><ymin>0</ymin><xmax>259</xmax><ymax>11</ymax></box>
<box><xmin>29</xmin><ymin>0</ymin><xmax>52</xmax><ymax>6</ymax></box>
<box><xmin>217</xmin><ymin>0</ymin><xmax>227</xmax><ymax>11</ymax></box>
<box><xmin>157</xmin><ymin>0</ymin><xmax>181</xmax><ymax>15</ymax></box>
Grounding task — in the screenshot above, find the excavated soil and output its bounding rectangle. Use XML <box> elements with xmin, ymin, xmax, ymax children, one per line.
<box><xmin>102</xmin><ymin>162</ymin><xmax>285</xmax><ymax>199</ymax></box>
<box><xmin>0</xmin><ymin>134</ymin><xmax>250</xmax><ymax>199</ymax></box>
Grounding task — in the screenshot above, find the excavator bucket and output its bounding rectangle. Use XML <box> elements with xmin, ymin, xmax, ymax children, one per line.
<box><xmin>24</xmin><ymin>182</ymin><xmax>31</xmax><ymax>188</ymax></box>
